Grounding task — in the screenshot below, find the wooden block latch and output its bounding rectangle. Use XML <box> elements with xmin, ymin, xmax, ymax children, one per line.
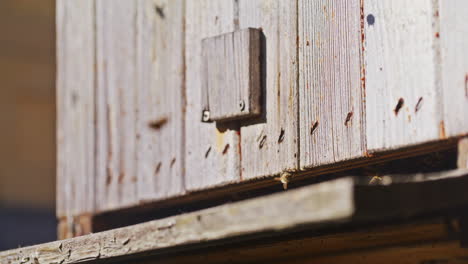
<box><xmin>201</xmin><ymin>28</ymin><xmax>262</xmax><ymax>122</ymax></box>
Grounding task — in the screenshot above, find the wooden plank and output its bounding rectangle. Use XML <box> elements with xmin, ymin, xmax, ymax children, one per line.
<box><xmin>201</xmin><ymin>28</ymin><xmax>262</xmax><ymax>122</ymax></box>
<box><xmin>56</xmin><ymin>0</ymin><xmax>95</xmax><ymax>217</ymax></box>
<box><xmin>95</xmin><ymin>0</ymin><xmax>138</xmax><ymax>211</ymax></box>
<box><xmin>185</xmin><ymin>0</ymin><xmax>241</xmax><ymax>190</ymax></box>
<box><xmin>439</xmin><ymin>0</ymin><xmax>468</xmax><ymax>138</ymax></box>
<box><xmin>298</xmin><ymin>0</ymin><xmax>365</xmax><ymax>169</ymax></box>
<box><xmin>5</xmin><ymin>169</ymin><xmax>468</xmax><ymax>264</ymax></box>
<box><xmin>0</xmin><ymin>177</ymin><xmax>354</xmax><ymax>264</ymax></box>
<box><xmin>238</xmin><ymin>0</ymin><xmax>299</xmax><ymax>179</ymax></box>
<box><xmin>364</xmin><ymin>0</ymin><xmax>442</xmax><ymax>152</ymax></box>
<box><xmin>135</xmin><ymin>0</ymin><xmax>186</xmax><ymax>201</ymax></box>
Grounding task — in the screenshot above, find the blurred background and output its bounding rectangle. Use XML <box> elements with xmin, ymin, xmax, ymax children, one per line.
<box><xmin>0</xmin><ymin>0</ymin><xmax>57</xmax><ymax>250</ymax></box>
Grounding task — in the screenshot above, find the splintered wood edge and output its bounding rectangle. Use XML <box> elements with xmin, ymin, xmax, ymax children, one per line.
<box><xmin>3</xmin><ymin>169</ymin><xmax>468</xmax><ymax>264</ymax></box>
<box><xmin>0</xmin><ymin>178</ymin><xmax>354</xmax><ymax>264</ymax></box>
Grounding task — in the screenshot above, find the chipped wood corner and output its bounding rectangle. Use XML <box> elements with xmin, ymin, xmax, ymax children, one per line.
<box><xmin>58</xmin><ymin>215</ymin><xmax>93</xmax><ymax>240</ymax></box>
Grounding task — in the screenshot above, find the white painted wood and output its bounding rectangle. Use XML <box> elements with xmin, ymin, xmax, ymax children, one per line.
<box><xmin>185</xmin><ymin>0</ymin><xmax>241</xmax><ymax>190</ymax></box>
<box><xmin>136</xmin><ymin>0</ymin><xmax>185</xmax><ymax>201</ymax></box>
<box><xmin>238</xmin><ymin>0</ymin><xmax>299</xmax><ymax>179</ymax></box>
<box><xmin>95</xmin><ymin>0</ymin><xmax>138</xmax><ymax>211</ymax></box>
<box><xmin>202</xmin><ymin>28</ymin><xmax>262</xmax><ymax>122</ymax></box>
<box><xmin>439</xmin><ymin>0</ymin><xmax>468</xmax><ymax>138</ymax></box>
<box><xmin>364</xmin><ymin>0</ymin><xmax>442</xmax><ymax>152</ymax></box>
<box><xmin>298</xmin><ymin>0</ymin><xmax>365</xmax><ymax>169</ymax></box>
<box><xmin>56</xmin><ymin>0</ymin><xmax>95</xmax><ymax>217</ymax></box>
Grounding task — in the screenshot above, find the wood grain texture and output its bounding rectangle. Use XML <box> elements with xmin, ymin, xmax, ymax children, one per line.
<box><xmin>185</xmin><ymin>0</ymin><xmax>241</xmax><ymax>190</ymax></box>
<box><xmin>439</xmin><ymin>0</ymin><xmax>468</xmax><ymax>138</ymax></box>
<box><xmin>202</xmin><ymin>28</ymin><xmax>262</xmax><ymax>122</ymax></box>
<box><xmin>364</xmin><ymin>0</ymin><xmax>442</xmax><ymax>152</ymax></box>
<box><xmin>56</xmin><ymin>0</ymin><xmax>95</xmax><ymax>217</ymax></box>
<box><xmin>95</xmin><ymin>0</ymin><xmax>138</xmax><ymax>211</ymax></box>
<box><xmin>135</xmin><ymin>0</ymin><xmax>185</xmax><ymax>201</ymax></box>
<box><xmin>298</xmin><ymin>0</ymin><xmax>365</xmax><ymax>169</ymax></box>
<box><xmin>1</xmin><ymin>177</ymin><xmax>354</xmax><ymax>264</ymax></box>
<box><xmin>238</xmin><ymin>0</ymin><xmax>299</xmax><ymax>179</ymax></box>
<box><xmin>5</xmin><ymin>169</ymin><xmax>468</xmax><ymax>264</ymax></box>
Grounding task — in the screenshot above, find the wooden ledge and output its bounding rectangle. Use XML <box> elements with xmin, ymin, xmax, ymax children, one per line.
<box><xmin>2</xmin><ymin>169</ymin><xmax>468</xmax><ymax>264</ymax></box>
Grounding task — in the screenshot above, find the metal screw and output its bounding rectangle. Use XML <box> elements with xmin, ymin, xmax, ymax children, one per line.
<box><xmin>239</xmin><ymin>100</ymin><xmax>245</xmax><ymax>111</ymax></box>
<box><xmin>202</xmin><ymin>110</ymin><xmax>210</xmax><ymax>122</ymax></box>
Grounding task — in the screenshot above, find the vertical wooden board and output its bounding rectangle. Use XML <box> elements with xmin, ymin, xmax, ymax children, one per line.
<box><xmin>56</xmin><ymin>0</ymin><xmax>95</xmax><ymax>217</ymax></box>
<box><xmin>95</xmin><ymin>0</ymin><xmax>138</xmax><ymax>211</ymax></box>
<box><xmin>135</xmin><ymin>0</ymin><xmax>185</xmax><ymax>201</ymax></box>
<box><xmin>298</xmin><ymin>0</ymin><xmax>365</xmax><ymax>169</ymax></box>
<box><xmin>439</xmin><ymin>0</ymin><xmax>468</xmax><ymax>138</ymax></box>
<box><xmin>238</xmin><ymin>0</ymin><xmax>299</xmax><ymax>179</ymax></box>
<box><xmin>185</xmin><ymin>0</ymin><xmax>241</xmax><ymax>190</ymax></box>
<box><xmin>364</xmin><ymin>0</ymin><xmax>442</xmax><ymax>152</ymax></box>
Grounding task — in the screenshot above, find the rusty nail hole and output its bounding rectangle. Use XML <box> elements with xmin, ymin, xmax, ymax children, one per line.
<box><xmin>306</xmin><ymin>40</ymin><xmax>310</xmax><ymax>46</ymax></box>
<box><xmin>155</xmin><ymin>5</ymin><xmax>165</xmax><ymax>18</ymax></box>
<box><xmin>415</xmin><ymin>97</ymin><xmax>423</xmax><ymax>113</ymax></box>
<box><xmin>435</xmin><ymin>32</ymin><xmax>440</xmax><ymax>38</ymax></box>
<box><xmin>394</xmin><ymin>98</ymin><xmax>404</xmax><ymax>116</ymax></box>
<box><xmin>310</xmin><ymin>121</ymin><xmax>319</xmax><ymax>135</ymax></box>
<box><xmin>155</xmin><ymin>162</ymin><xmax>162</xmax><ymax>174</ymax></box>
<box><xmin>149</xmin><ymin>117</ymin><xmax>168</xmax><ymax>130</ymax></box>
<box><xmin>197</xmin><ymin>215</ymin><xmax>202</xmax><ymax>221</ymax></box>
<box><xmin>344</xmin><ymin>112</ymin><xmax>353</xmax><ymax>126</ymax></box>
<box><xmin>205</xmin><ymin>147</ymin><xmax>211</xmax><ymax>158</ymax></box>
<box><xmin>367</xmin><ymin>14</ymin><xmax>375</xmax><ymax>26</ymax></box>
<box><xmin>222</xmin><ymin>144</ymin><xmax>230</xmax><ymax>155</ymax></box>
<box><xmin>170</xmin><ymin>158</ymin><xmax>176</xmax><ymax>168</ymax></box>
<box><xmin>106</xmin><ymin>167</ymin><xmax>112</xmax><ymax>185</ymax></box>
<box><xmin>278</xmin><ymin>129</ymin><xmax>285</xmax><ymax>143</ymax></box>
<box><xmin>259</xmin><ymin>135</ymin><xmax>267</xmax><ymax>149</ymax></box>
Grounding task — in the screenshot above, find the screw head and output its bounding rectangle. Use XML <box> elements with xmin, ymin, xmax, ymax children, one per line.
<box><xmin>202</xmin><ymin>110</ymin><xmax>210</xmax><ymax>122</ymax></box>
<box><xmin>239</xmin><ymin>100</ymin><xmax>246</xmax><ymax>111</ymax></box>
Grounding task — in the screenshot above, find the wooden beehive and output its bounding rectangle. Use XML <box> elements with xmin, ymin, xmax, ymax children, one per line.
<box><xmin>56</xmin><ymin>0</ymin><xmax>468</xmax><ymax>237</ymax></box>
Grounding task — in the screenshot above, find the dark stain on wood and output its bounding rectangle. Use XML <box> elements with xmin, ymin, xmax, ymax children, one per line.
<box><xmin>205</xmin><ymin>147</ymin><xmax>211</xmax><ymax>158</ymax></box>
<box><xmin>345</xmin><ymin>112</ymin><xmax>354</xmax><ymax>126</ymax></box>
<box><xmin>118</xmin><ymin>172</ymin><xmax>125</xmax><ymax>184</ymax></box>
<box><xmin>394</xmin><ymin>98</ymin><xmax>404</xmax><ymax>116</ymax></box>
<box><xmin>278</xmin><ymin>129</ymin><xmax>285</xmax><ymax>143</ymax></box>
<box><xmin>415</xmin><ymin>97</ymin><xmax>423</xmax><ymax>113</ymax></box>
<box><xmin>310</xmin><ymin>121</ymin><xmax>319</xmax><ymax>135</ymax></box>
<box><xmin>155</xmin><ymin>162</ymin><xmax>162</xmax><ymax>175</ymax></box>
<box><xmin>259</xmin><ymin>135</ymin><xmax>267</xmax><ymax>149</ymax></box>
<box><xmin>149</xmin><ymin>117</ymin><xmax>168</xmax><ymax>130</ymax></box>
<box><xmin>222</xmin><ymin>144</ymin><xmax>230</xmax><ymax>155</ymax></box>
<box><xmin>155</xmin><ymin>5</ymin><xmax>165</xmax><ymax>19</ymax></box>
<box><xmin>170</xmin><ymin>158</ymin><xmax>176</xmax><ymax>168</ymax></box>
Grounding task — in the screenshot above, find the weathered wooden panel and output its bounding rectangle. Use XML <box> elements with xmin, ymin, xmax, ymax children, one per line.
<box><xmin>202</xmin><ymin>28</ymin><xmax>262</xmax><ymax>122</ymax></box>
<box><xmin>238</xmin><ymin>0</ymin><xmax>299</xmax><ymax>179</ymax></box>
<box><xmin>136</xmin><ymin>0</ymin><xmax>185</xmax><ymax>201</ymax></box>
<box><xmin>95</xmin><ymin>0</ymin><xmax>138</xmax><ymax>211</ymax></box>
<box><xmin>298</xmin><ymin>0</ymin><xmax>365</xmax><ymax>169</ymax></box>
<box><xmin>56</xmin><ymin>0</ymin><xmax>95</xmax><ymax>217</ymax></box>
<box><xmin>439</xmin><ymin>0</ymin><xmax>468</xmax><ymax>138</ymax></box>
<box><xmin>185</xmin><ymin>0</ymin><xmax>241</xmax><ymax>190</ymax></box>
<box><xmin>364</xmin><ymin>0</ymin><xmax>442</xmax><ymax>152</ymax></box>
